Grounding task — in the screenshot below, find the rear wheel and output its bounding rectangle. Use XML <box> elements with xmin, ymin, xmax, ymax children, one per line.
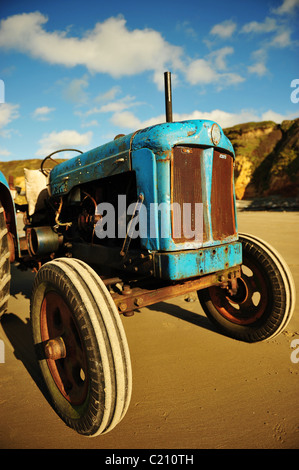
<box><xmin>0</xmin><ymin>202</ymin><xmax>11</xmax><ymax>319</ymax></box>
<box><xmin>198</xmin><ymin>233</ymin><xmax>295</xmax><ymax>343</ymax></box>
<box><xmin>31</xmin><ymin>257</ymin><xmax>132</xmax><ymax>436</ymax></box>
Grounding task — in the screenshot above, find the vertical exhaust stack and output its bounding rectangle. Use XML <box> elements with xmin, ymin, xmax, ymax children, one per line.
<box><xmin>164</xmin><ymin>71</ymin><xmax>173</xmax><ymax>123</ymax></box>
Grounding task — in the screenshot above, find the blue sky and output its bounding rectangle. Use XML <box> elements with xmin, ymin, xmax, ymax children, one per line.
<box><xmin>0</xmin><ymin>0</ymin><xmax>298</xmax><ymax>161</ymax></box>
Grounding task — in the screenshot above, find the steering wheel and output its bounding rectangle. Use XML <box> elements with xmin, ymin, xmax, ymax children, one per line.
<box><xmin>41</xmin><ymin>149</ymin><xmax>83</xmax><ymax>176</ymax></box>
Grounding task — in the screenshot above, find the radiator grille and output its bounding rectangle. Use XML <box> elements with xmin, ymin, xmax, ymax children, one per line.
<box><xmin>211</xmin><ymin>150</ymin><xmax>236</xmax><ymax>240</ymax></box>
<box><xmin>172</xmin><ymin>146</ymin><xmax>205</xmax><ymax>243</ymax></box>
<box><xmin>172</xmin><ymin>146</ymin><xmax>235</xmax><ymax>243</ymax></box>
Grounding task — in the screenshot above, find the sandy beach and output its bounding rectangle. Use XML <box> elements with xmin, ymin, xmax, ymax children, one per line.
<box><xmin>0</xmin><ymin>210</ymin><xmax>298</xmax><ymax>449</ymax></box>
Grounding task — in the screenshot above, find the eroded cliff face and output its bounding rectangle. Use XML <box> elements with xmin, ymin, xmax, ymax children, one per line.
<box><xmin>225</xmin><ymin>118</ymin><xmax>299</xmax><ymax>199</ymax></box>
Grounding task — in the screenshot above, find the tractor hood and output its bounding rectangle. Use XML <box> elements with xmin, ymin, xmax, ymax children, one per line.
<box><xmin>49</xmin><ymin>120</ymin><xmax>234</xmax><ymax>197</ymax></box>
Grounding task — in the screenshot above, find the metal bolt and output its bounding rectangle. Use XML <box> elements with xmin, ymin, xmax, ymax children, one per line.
<box><xmin>134</xmin><ymin>297</ymin><xmax>144</xmax><ymax>307</ymax></box>
<box><xmin>122</xmin><ymin>285</ymin><xmax>132</xmax><ymax>295</ymax></box>
<box><xmin>118</xmin><ymin>302</ymin><xmax>128</xmax><ymax>312</ymax></box>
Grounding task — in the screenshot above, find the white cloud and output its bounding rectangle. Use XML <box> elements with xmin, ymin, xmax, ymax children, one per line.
<box><xmin>32</xmin><ymin>106</ymin><xmax>55</xmax><ymax>120</ymax></box>
<box><xmin>210</xmin><ymin>20</ymin><xmax>237</xmax><ymax>39</ymax></box>
<box><xmin>184</xmin><ymin>45</ymin><xmax>244</xmax><ymax>88</ymax></box>
<box><xmin>272</xmin><ymin>0</ymin><xmax>299</xmax><ymax>15</ymax></box>
<box><xmin>81</xmin><ymin>120</ymin><xmax>99</xmax><ymax>128</ymax></box>
<box><xmin>242</xmin><ymin>17</ymin><xmax>278</xmax><ymax>34</ymax></box>
<box><xmin>99</xmin><ymin>95</ymin><xmax>138</xmax><ymax>113</ymax></box>
<box><xmin>0</xmin><ymin>12</ymin><xmax>244</xmax><ymax>92</ymax></box>
<box><xmin>111</xmin><ymin>111</ymin><xmax>143</xmax><ymax>130</ymax></box>
<box><xmin>174</xmin><ymin>109</ymin><xmax>261</xmax><ymax>129</ymax></box>
<box><xmin>95</xmin><ymin>86</ymin><xmax>121</xmax><ymax>103</ymax></box>
<box><xmin>209</xmin><ymin>47</ymin><xmax>234</xmax><ymax>71</ymax></box>
<box><xmin>185</xmin><ymin>109</ymin><xmax>298</xmax><ymax>127</ymax></box>
<box><xmin>185</xmin><ymin>58</ymin><xmax>244</xmax><ymax>87</ymax></box>
<box><xmin>36</xmin><ymin>129</ymin><xmax>93</xmax><ymax>156</ymax></box>
<box><xmin>176</xmin><ymin>109</ymin><xmax>298</xmax><ymax>128</ymax></box>
<box><xmin>63</xmin><ymin>75</ymin><xmax>89</xmax><ymax>104</ymax></box>
<box><xmin>186</xmin><ymin>59</ymin><xmax>217</xmax><ymax>85</ymax></box>
<box><xmin>248</xmin><ymin>62</ymin><xmax>268</xmax><ymax>76</ymax></box>
<box><xmin>241</xmin><ymin>15</ymin><xmax>293</xmax><ymax>49</ymax></box>
<box><xmin>0</xmin><ymin>147</ymin><xmax>11</xmax><ymax>156</ymax></box>
<box><xmin>247</xmin><ymin>49</ymin><xmax>268</xmax><ymax>76</ymax></box>
<box><xmin>260</xmin><ymin>109</ymin><xmax>294</xmax><ymax>122</ymax></box>
<box><xmin>0</xmin><ymin>102</ymin><xmax>20</xmax><ymax>128</ymax></box>
<box><xmin>76</xmin><ymin>94</ymin><xmax>141</xmax><ymax>121</ymax></box>
<box><xmin>176</xmin><ymin>21</ymin><xmax>197</xmax><ymax>39</ymax></box>
<box><xmin>0</xmin><ymin>12</ymin><xmax>183</xmax><ymax>79</ymax></box>
<box><xmin>111</xmin><ymin>108</ymin><xmax>298</xmax><ymax>133</ymax></box>
<box><xmin>270</xmin><ymin>29</ymin><xmax>292</xmax><ymax>47</ymax></box>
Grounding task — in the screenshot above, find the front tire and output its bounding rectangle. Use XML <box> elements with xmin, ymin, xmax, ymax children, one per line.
<box><xmin>0</xmin><ymin>202</ymin><xmax>11</xmax><ymax>319</ymax></box>
<box><xmin>31</xmin><ymin>257</ymin><xmax>132</xmax><ymax>436</ymax></box>
<box><xmin>198</xmin><ymin>233</ymin><xmax>296</xmax><ymax>343</ymax></box>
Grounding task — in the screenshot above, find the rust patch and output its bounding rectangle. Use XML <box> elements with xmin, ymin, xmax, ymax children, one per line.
<box><xmin>172</xmin><ymin>146</ymin><xmax>206</xmax><ymax>243</ymax></box>
<box><xmin>211</xmin><ymin>151</ymin><xmax>236</xmax><ymax>240</ymax></box>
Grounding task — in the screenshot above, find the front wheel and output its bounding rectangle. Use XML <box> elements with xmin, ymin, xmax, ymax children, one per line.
<box><xmin>198</xmin><ymin>233</ymin><xmax>296</xmax><ymax>343</ymax></box>
<box><xmin>31</xmin><ymin>257</ymin><xmax>132</xmax><ymax>436</ymax></box>
<box><xmin>0</xmin><ymin>202</ymin><xmax>11</xmax><ymax>319</ymax></box>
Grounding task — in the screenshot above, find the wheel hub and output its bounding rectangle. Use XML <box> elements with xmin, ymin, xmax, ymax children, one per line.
<box><xmin>44</xmin><ymin>337</ymin><xmax>66</xmax><ymax>361</ymax></box>
<box><xmin>40</xmin><ymin>291</ymin><xmax>89</xmax><ymax>405</ymax></box>
<box><xmin>209</xmin><ymin>256</ymin><xmax>268</xmax><ymax>325</ymax></box>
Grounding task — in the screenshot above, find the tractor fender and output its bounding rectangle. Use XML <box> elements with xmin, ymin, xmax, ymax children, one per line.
<box><xmin>0</xmin><ymin>171</ymin><xmax>19</xmax><ymax>260</ymax></box>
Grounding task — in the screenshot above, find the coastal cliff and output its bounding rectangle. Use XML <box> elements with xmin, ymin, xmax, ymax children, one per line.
<box><xmin>224</xmin><ymin>118</ymin><xmax>299</xmax><ymax>200</ymax></box>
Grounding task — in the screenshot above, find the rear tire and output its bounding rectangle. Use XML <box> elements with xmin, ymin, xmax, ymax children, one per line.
<box><xmin>0</xmin><ymin>202</ymin><xmax>11</xmax><ymax>319</ymax></box>
<box><xmin>31</xmin><ymin>257</ymin><xmax>132</xmax><ymax>436</ymax></box>
<box><xmin>198</xmin><ymin>233</ymin><xmax>296</xmax><ymax>343</ymax></box>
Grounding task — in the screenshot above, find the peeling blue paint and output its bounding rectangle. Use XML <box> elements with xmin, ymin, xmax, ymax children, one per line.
<box><xmin>154</xmin><ymin>242</ymin><xmax>242</xmax><ymax>281</ymax></box>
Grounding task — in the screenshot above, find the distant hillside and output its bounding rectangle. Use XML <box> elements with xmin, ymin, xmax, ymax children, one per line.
<box><xmin>224</xmin><ymin>118</ymin><xmax>299</xmax><ymax>199</ymax></box>
<box><xmin>1</xmin><ymin>118</ymin><xmax>298</xmax><ymax>201</ymax></box>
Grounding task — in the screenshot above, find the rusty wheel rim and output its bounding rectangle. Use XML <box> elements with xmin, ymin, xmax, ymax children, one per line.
<box><xmin>40</xmin><ymin>291</ymin><xmax>89</xmax><ymax>405</ymax></box>
<box><xmin>209</xmin><ymin>256</ymin><xmax>269</xmax><ymax>325</ymax></box>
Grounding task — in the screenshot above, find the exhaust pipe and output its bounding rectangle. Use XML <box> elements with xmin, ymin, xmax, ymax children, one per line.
<box><xmin>164</xmin><ymin>71</ymin><xmax>173</xmax><ymax>123</ymax></box>
<box><xmin>28</xmin><ymin>226</ymin><xmax>61</xmax><ymax>256</ymax></box>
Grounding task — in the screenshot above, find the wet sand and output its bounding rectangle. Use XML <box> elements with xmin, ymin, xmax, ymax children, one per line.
<box><xmin>0</xmin><ymin>211</ymin><xmax>298</xmax><ymax>449</ymax></box>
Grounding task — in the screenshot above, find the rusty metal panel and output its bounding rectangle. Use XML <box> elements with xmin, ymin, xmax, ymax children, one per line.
<box><xmin>211</xmin><ymin>151</ymin><xmax>236</xmax><ymax>241</ymax></box>
<box><xmin>172</xmin><ymin>146</ymin><xmax>206</xmax><ymax>243</ymax></box>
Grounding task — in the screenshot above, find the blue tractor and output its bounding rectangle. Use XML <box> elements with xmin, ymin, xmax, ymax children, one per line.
<box><xmin>0</xmin><ymin>73</ymin><xmax>295</xmax><ymax>436</ymax></box>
